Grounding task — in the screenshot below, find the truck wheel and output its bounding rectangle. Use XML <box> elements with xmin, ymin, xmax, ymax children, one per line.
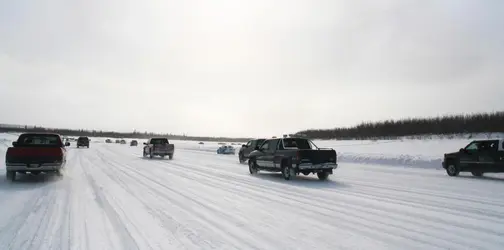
<box><xmin>143</xmin><ymin>151</ymin><xmax>147</xmax><ymax>158</ymax></box>
<box><xmin>446</xmin><ymin>164</ymin><xmax>459</xmax><ymax>176</ymax></box>
<box><xmin>317</xmin><ymin>172</ymin><xmax>329</xmax><ymax>180</ymax></box>
<box><xmin>6</xmin><ymin>171</ymin><xmax>16</xmax><ymax>181</ymax></box>
<box><xmin>248</xmin><ymin>159</ymin><xmax>258</xmax><ymax>174</ymax></box>
<box><xmin>239</xmin><ymin>154</ymin><xmax>245</xmax><ymax>164</ymax></box>
<box><xmin>149</xmin><ymin>150</ymin><xmax>154</xmax><ymax>159</ymax></box>
<box><xmin>471</xmin><ymin>171</ymin><xmax>483</xmax><ymax>177</ymax></box>
<box><xmin>169</xmin><ymin>154</ymin><xmax>173</xmax><ymax>160</ymax></box>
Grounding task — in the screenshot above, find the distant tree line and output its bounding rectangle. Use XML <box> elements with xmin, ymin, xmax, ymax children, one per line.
<box><xmin>295</xmin><ymin>111</ymin><xmax>504</xmax><ymax>140</ymax></box>
<box><xmin>0</xmin><ymin>124</ymin><xmax>250</xmax><ymax>142</ymax></box>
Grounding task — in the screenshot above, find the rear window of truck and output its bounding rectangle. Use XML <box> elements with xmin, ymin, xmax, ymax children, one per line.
<box><xmin>17</xmin><ymin>134</ymin><xmax>61</xmax><ymax>146</ymax></box>
<box><xmin>151</xmin><ymin>138</ymin><xmax>169</xmax><ymax>144</ymax></box>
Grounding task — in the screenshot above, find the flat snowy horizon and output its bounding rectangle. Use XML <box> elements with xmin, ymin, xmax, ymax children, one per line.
<box><xmin>1</xmin><ymin>133</ymin><xmax>504</xmax><ymax>249</ymax></box>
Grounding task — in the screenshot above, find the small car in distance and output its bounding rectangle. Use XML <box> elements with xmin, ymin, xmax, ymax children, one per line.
<box><xmin>77</xmin><ymin>136</ymin><xmax>90</xmax><ymax>148</ymax></box>
<box><xmin>4</xmin><ymin>133</ymin><xmax>70</xmax><ymax>181</ymax></box>
<box><xmin>217</xmin><ymin>145</ymin><xmax>236</xmax><ymax>155</ymax></box>
<box><xmin>105</xmin><ymin>139</ymin><xmax>112</xmax><ymax>143</ymax></box>
<box><xmin>120</xmin><ymin>139</ymin><xmax>127</xmax><ymax>144</ymax></box>
<box><xmin>130</xmin><ymin>140</ymin><xmax>138</xmax><ymax>146</ymax></box>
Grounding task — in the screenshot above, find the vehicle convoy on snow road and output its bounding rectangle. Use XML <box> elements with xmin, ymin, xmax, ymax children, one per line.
<box><xmin>4</xmin><ymin>133</ymin><xmax>70</xmax><ymax>181</ymax></box>
<box><xmin>247</xmin><ymin>137</ymin><xmax>338</xmax><ymax>180</ymax></box>
<box><xmin>77</xmin><ymin>136</ymin><xmax>90</xmax><ymax>148</ymax></box>
<box><xmin>217</xmin><ymin>145</ymin><xmax>235</xmax><ymax>155</ymax></box>
<box><xmin>238</xmin><ymin>138</ymin><xmax>266</xmax><ymax>163</ymax></box>
<box><xmin>143</xmin><ymin>138</ymin><xmax>175</xmax><ymax>159</ymax></box>
<box><xmin>443</xmin><ymin>139</ymin><xmax>504</xmax><ymax>177</ymax></box>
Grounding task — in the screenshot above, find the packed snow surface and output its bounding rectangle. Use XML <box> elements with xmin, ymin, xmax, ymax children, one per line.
<box><xmin>0</xmin><ymin>135</ymin><xmax>504</xmax><ymax>249</ymax></box>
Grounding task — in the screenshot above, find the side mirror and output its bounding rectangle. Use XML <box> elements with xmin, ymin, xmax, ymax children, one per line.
<box><xmin>65</xmin><ymin>142</ymin><xmax>70</xmax><ymax>147</ymax></box>
<box><xmin>242</xmin><ymin>144</ymin><xmax>247</xmax><ymax>147</ymax></box>
<box><xmin>459</xmin><ymin>148</ymin><xmax>465</xmax><ymax>153</ymax></box>
<box><xmin>12</xmin><ymin>141</ymin><xmax>18</xmax><ymax>147</ymax></box>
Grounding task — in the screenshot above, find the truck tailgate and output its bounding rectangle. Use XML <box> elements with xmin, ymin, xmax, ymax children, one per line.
<box><xmin>6</xmin><ymin>147</ymin><xmax>63</xmax><ymax>164</ymax></box>
<box><xmin>153</xmin><ymin>144</ymin><xmax>174</xmax><ymax>152</ymax></box>
<box><xmin>298</xmin><ymin>149</ymin><xmax>336</xmax><ymax>165</ymax></box>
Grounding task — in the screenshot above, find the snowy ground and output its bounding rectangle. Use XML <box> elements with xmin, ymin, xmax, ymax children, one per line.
<box><xmin>1</xmin><ymin>134</ymin><xmax>504</xmax><ymax>249</ymax></box>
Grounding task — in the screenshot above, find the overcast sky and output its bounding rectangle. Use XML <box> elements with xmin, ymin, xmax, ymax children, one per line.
<box><xmin>0</xmin><ymin>0</ymin><xmax>503</xmax><ymax>137</ymax></box>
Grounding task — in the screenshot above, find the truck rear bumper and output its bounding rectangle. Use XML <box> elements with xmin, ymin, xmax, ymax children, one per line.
<box><xmin>6</xmin><ymin>162</ymin><xmax>64</xmax><ymax>171</ymax></box>
<box><xmin>298</xmin><ymin>162</ymin><xmax>338</xmax><ymax>170</ymax></box>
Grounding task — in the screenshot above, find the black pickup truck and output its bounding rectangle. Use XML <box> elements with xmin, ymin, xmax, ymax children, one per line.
<box><xmin>247</xmin><ymin>137</ymin><xmax>338</xmax><ymax>180</ymax></box>
<box><xmin>443</xmin><ymin>139</ymin><xmax>504</xmax><ymax>177</ymax></box>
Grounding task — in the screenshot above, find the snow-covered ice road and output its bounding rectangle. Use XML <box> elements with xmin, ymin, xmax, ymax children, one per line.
<box><xmin>1</xmin><ymin>143</ymin><xmax>504</xmax><ymax>250</ymax></box>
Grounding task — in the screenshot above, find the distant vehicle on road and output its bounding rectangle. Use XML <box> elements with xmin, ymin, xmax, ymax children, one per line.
<box><xmin>143</xmin><ymin>138</ymin><xmax>175</xmax><ymax>159</ymax></box>
<box><xmin>238</xmin><ymin>138</ymin><xmax>266</xmax><ymax>163</ymax></box>
<box><xmin>4</xmin><ymin>133</ymin><xmax>70</xmax><ymax>181</ymax></box>
<box><xmin>115</xmin><ymin>139</ymin><xmax>120</xmax><ymax>143</ymax></box>
<box><xmin>443</xmin><ymin>139</ymin><xmax>504</xmax><ymax>177</ymax></box>
<box><xmin>120</xmin><ymin>139</ymin><xmax>127</xmax><ymax>144</ymax></box>
<box><xmin>130</xmin><ymin>140</ymin><xmax>138</xmax><ymax>146</ymax></box>
<box><xmin>217</xmin><ymin>145</ymin><xmax>236</xmax><ymax>155</ymax></box>
<box><xmin>247</xmin><ymin>137</ymin><xmax>338</xmax><ymax>180</ymax></box>
<box><xmin>105</xmin><ymin>139</ymin><xmax>112</xmax><ymax>143</ymax></box>
<box><xmin>77</xmin><ymin>136</ymin><xmax>90</xmax><ymax>148</ymax></box>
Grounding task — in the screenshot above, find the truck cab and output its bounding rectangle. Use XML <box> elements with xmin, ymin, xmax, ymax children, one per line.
<box><xmin>443</xmin><ymin>139</ymin><xmax>504</xmax><ymax>176</ymax></box>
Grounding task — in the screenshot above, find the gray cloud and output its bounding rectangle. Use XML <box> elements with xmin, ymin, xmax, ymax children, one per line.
<box><xmin>0</xmin><ymin>0</ymin><xmax>503</xmax><ymax>137</ymax></box>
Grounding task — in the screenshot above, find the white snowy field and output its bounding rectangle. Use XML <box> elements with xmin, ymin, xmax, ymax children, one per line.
<box><xmin>1</xmin><ymin>134</ymin><xmax>504</xmax><ymax>249</ymax></box>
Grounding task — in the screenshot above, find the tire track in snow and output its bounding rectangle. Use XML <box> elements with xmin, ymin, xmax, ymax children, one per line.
<box><xmin>103</xmin><ymin>148</ymin><xmax>450</xmax><ymax>249</ymax></box>
<box><xmin>94</xmin><ymin>148</ymin><xmax>268</xmax><ymax>250</ymax></box>
<box><xmin>138</xmin><ymin>151</ymin><xmax>504</xmax><ymax>249</ymax></box>
<box><xmin>77</xmin><ymin>153</ymin><xmax>140</xmax><ymax>250</ymax></box>
<box><xmin>89</xmin><ymin>150</ymin><xmax>208</xmax><ymax>250</ymax></box>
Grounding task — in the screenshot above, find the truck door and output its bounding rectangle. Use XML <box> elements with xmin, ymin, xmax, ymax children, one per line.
<box><xmin>256</xmin><ymin>139</ymin><xmax>278</xmax><ymax>169</ymax></box>
<box><xmin>476</xmin><ymin>140</ymin><xmax>498</xmax><ymax>172</ymax></box>
<box><xmin>255</xmin><ymin>140</ymin><xmax>271</xmax><ymax>168</ymax></box>
<box><xmin>459</xmin><ymin>141</ymin><xmax>480</xmax><ymax>170</ymax></box>
<box><xmin>496</xmin><ymin>140</ymin><xmax>504</xmax><ymax>170</ymax></box>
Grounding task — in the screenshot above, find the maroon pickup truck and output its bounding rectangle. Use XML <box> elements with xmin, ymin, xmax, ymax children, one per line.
<box><xmin>143</xmin><ymin>138</ymin><xmax>175</xmax><ymax>159</ymax></box>
<box><xmin>5</xmin><ymin>133</ymin><xmax>70</xmax><ymax>181</ymax></box>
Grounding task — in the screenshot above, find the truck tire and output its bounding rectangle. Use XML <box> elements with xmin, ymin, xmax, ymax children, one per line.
<box><xmin>317</xmin><ymin>172</ymin><xmax>329</xmax><ymax>180</ymax></box>
<box><xmin>248</xmin><ymin>159</ymin><xmax>258</xmax><ymax>175</ymax></box>
<box><xmin>446</xmin><ymin>164</ymin><xmax>459</xmax><ymax>176</ymax></box>
<box><xmin>6</xmin><ymin>171</ymin><xmax>16</xmax><ymax>181</ymax></box>
<box><xmin>149</xmin><ymin>150</ymin><xmax>154</xmax><ymax>159</ymax></box>
<box><xmin>471</xmin><ymin>171</ymin><xmax>483</xmax><ymax>177</ymax></box>
<box><xmin>281</xmin><ymin>160</ymin><xmax>296</xmax><ymax>180</ymax></box>
<box><xmin>169</xmin><ymin>154</ymin><xmax>173</xmax><ymax>160</ymax></box>
<box><xmin>239</xmin><ymin>153</ymin><xmax>245</xmax><ymax>164</ymax></box>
